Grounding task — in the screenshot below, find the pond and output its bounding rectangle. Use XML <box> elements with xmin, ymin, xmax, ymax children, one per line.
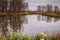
<box><xmin>20</xmin><ymin>15</ymin><xmax>60</xmax><ymax>36</ymax></box>
<box><xmin>0</xmin><ymin>14</ymin><xmax>60</xmax><ymax>36</ymax></box>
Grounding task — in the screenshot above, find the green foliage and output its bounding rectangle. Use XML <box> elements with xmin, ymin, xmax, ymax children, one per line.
<box><xmin>10</xmin><ymin>33</ymin><xmax>22</xmax><ymax>40</ymax></box>
<box><xmin>0</xmin><ymin>32</ymin><xmax>60</xmax><ymax>40</ymax></box>
<box><xmin>22</xmin><ymin>36</ymin><xmax>32</xmax><ymax>40</ymax></box>
<box><xmin>10</xmin><ymin>32</ymin><xmax>46</xmax><ymax>40</ymax></box>
<box><xmin>34</xmin><ymin>32</ymin><xmax>46</xmax><ymax>40</ymax></box>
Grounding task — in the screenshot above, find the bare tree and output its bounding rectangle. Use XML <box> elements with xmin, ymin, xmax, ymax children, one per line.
<box><xmin>0</xmin><ymin>0</ymin><xmax>2</xmax><ymax>11</ymax></box>
<box><xmin>54</xmin><ymin>6</ymin><xmax>59</xmax><ymax>13</ymax></box>
<box><xmin>0</xmin><ymin>0</ymin><xmax>28</xmax><ymax>12</ymax></box>
<box><xmin>42</xmin><ymin>6</ymin><xmax>45</xmax><ymax>12</ymax></box>
<box><xmin>37</xmin><ymin>6</ymin><xmax>41</xmax><ymax>12</ymax></box>
<box><xmin>46</xmin><ymin>4</ymin><xmax>52</xmax><ymax>13</ymax></box>
<box><xmin>23</xmin><ymin>2</ymin><xmax>28</xmax><ymax>11</ymax></box>
<box><xmin>9</xmin><ymin>0</ymin><xmax>28</xmax><ymax>12</ymax></box>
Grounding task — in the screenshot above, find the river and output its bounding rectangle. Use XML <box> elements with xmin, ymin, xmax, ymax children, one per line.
<box><xmin>0</xmin><ymin>14</ymin><xmax>60</xmax><ymax>36</ymax></box>
<box><xmin>20</xmin><ymin>15</ymin><xmax>60</xmax><ymax>36</ymax></box>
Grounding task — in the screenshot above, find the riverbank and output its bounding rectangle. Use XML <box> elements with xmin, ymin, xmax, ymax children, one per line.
<box><xmin>40</xmin><ymin>12</ymin><xmax>60</xmax><ymax>18</ymax></box>
<box><xmin>0</xmin><ymin>12</ymin><xmax>60</xmax><ymax>19</ymax></box>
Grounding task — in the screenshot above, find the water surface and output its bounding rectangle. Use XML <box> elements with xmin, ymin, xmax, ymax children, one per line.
<box><xmin>21</xmin><ymin>15</ymin><xmax>60</xmax><ymax>36</ymax></box>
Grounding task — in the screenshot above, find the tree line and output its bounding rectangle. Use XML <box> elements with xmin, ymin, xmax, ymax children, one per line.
<box><xmin>37</xmin><ymin>4</ymin><xmax>60</xmax><ymax>13</ymax></box>
<box><xmin>0</xmin><ymin>0</ymin><xmax>28</xmax><ymax>12</ymax></box>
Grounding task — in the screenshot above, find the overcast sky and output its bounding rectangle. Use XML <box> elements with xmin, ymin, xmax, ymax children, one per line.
<box><xmin>25</xmin><ymin>0</ymin><xmax>60</xmax><ymax>11</ymax></box>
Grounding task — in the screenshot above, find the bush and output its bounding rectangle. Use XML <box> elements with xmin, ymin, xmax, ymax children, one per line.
<box><xmin>22</xmin><ymin>36</ymin><xmax>32</xmax><ymax>40</ymax></box>
<box><xmin>10</xmin><ymin>33</ymin><xmax>22</xmax><ymax>40</ymax></box>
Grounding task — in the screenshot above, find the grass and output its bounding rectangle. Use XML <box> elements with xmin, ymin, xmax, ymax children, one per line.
<box><xmin>0</xmin><ymin>32</ymin><xmax>60</xmax><ymax>40</ymax></box>
<box><xmin>47</xmin><ymin>33</ymin><xmax>60</xmax><ymax>40</ymax></box>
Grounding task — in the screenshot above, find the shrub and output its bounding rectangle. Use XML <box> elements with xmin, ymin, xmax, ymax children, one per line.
<box><xmin>10</xmin><ymin>33</ymin><xmax>22</xmax><ymax>40</ymax></box>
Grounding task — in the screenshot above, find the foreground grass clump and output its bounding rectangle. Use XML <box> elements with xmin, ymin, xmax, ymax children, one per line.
<box><xmin>34</xmin><ymin>32</ymin><xmax>47</xmax><ymax>40</ymax></box>
<box><xmin>0</xmin><ymin>32</ymin><xmax>60</xmax><ymax>40</ymax></box>
<box><xmin>10</xmin><ymin>33</ymin><xmax>23</xmax><ymax>40</ymax></box>
<box><xmin>10</xmin><ymin>32</ymin><xmax>47</xmax><ymax>40</ymax></box>
<box><xmin>47</xmin><ymin>33</ymin><xmax>60</xmax><ymax>40</ymax></box>
<box><xmin>22</xmin><ymin>36</ymin><xmax>32</xmax><ymax>40</ymax></box>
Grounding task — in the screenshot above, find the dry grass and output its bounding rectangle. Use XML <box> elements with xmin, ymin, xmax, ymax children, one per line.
<box><xmin>47</xmin><ymin>33</ymin><xmax>60</xmax><ymax>40</ymax></box>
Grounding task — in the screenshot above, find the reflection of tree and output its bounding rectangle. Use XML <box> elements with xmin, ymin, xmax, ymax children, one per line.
<box><xmin>0</xmin><ymin>15</ymin><xmax>27</xmax><ymax>37</ymax></box>
<box><xmin>0</xmin><ymin>16</ymin><xmax>8</xmax><ymax>37</ymax></box>
<box><xmin>24</xmin><ymin>16</ymin><xmax>28</xmax><ymax>24</ymax></box>
<box><xmin>37</xmin><ymin>15</ymin><xmax>60</xmax><ymax>22</ymax></box>
<box><xmin>37</xmin><ymin>15</ymin><xmax>41</xmax><ymax>21</ymax></box>
<box><xmin>46</xmin><ymin>16</ymin><xmax>51</xmax><ymax>22</ymax></box>
<box><xmin>42</xmin><ymin>15</ymin><xmax>45</xmax><ymax>21</ymax></box>
<box><xmin>9</xmin><ymin>15</ymin><xmax>25</xmax><ymax>33</ymax></box>
<box><xmin>54</xmin><ymin>17</ymin><xmax>59</xmax><ymax>22</ymax></box>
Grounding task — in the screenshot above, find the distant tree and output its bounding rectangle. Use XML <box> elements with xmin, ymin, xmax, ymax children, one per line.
<box><xmin>42</xmin><ymin>6</ymin><xmax>45</xmax><ymax>12</ymax></box>
<box><xmin>46</xmin><ymin>4</ymin><xmax>52</xmax><ymax>13</ymax></box>
<box><xmin>23</xmin><ymin>2</ymin><xmax>28</xmax><ymax>11</ymax></box>
<box><xmin>54</xmin><ymin>6</ymin><xmax>59</xmax><ymax>13</ymax></box>
<box><xmin>37</xmin><ymin>6</ymin><xmax>41</xmax><ymax>12</ymax></box>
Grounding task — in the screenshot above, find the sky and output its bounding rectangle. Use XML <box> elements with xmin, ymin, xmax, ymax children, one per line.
<box><xmin>25</xmin><ymin>0</ymin><xmax>60</xmax><ymax>11</ymax></box>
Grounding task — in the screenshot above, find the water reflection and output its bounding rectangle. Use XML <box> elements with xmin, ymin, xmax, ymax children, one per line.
<box><xmin>54</xmin><ymin>17</ymin><xmax>59</xmax><ymax>22</ymax></box>
<box><xmin>21</xmin><ymin>15</ymin><xmax>60</xmax><ymax>36</ymax></box>
<box><xmin>0</xmin><ymin>15</ymin><xmax>27</xmax><ymax>37</ymax></box>
<box><xmin>0</xmin><ymin>14</ymin><xmax>60</xmax><ymax>37</ymax></box>
<box><xmin>37</xmin><ymin>15</ymin><xmax>60</xmax><ymax>22</ymax></box>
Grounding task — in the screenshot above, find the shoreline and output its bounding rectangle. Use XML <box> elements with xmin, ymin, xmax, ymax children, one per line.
<box><xmin>0</xmin><ymin>12</ymin><xmax>60</xmax><ymax>18</ymax></box>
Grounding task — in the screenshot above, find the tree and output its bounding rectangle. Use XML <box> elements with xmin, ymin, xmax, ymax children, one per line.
<box><xmin>0</xmin><ymin>0</ymin><xmax>28</xmax><ymax>12</ymax></box>
<box><xmin>4</xmin><ymin>0</ymin><xmax>7</xmax><ymax>12</ymax></box>
<box><xmin>54</xmin><ymin>6</ymin><xmax>59</xmax><ymax>13</ymax></box>
<box><xmin>37</xmin><ymin>6</ymin><xmax>41</xmax><ymax>12</ymax></box>
<box><xmin>46</xmin><ymin>4</ymin><xmax>52</xmax><ymax>13</ymax></box>
<box><xmin>9</xmin><ymin>0</ymin><xmax>28</xmax><ymax>12</ymax></box>
<box><xmin>42</xmin><ymin>6</ymin><xmax>45</xmax><ymax>12</ymax></box>
<box><xmin>0</xmin><ymin>0</ymin><xmax>7</xmax><ymax>12</ymax></box>
<box><xmin>0</xmin><ymin>0</ymin><xmax>28</xmax><ymax>37</ymax></box>
<box><xmin>0</xmin><ymin>0</ymin><xmax>2</xmax><ymax>11</ymax></box>
<box><xmin>22</xmin><ymin>2</ymin><xmax>28</xmax><ymax>11</ymax></box>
